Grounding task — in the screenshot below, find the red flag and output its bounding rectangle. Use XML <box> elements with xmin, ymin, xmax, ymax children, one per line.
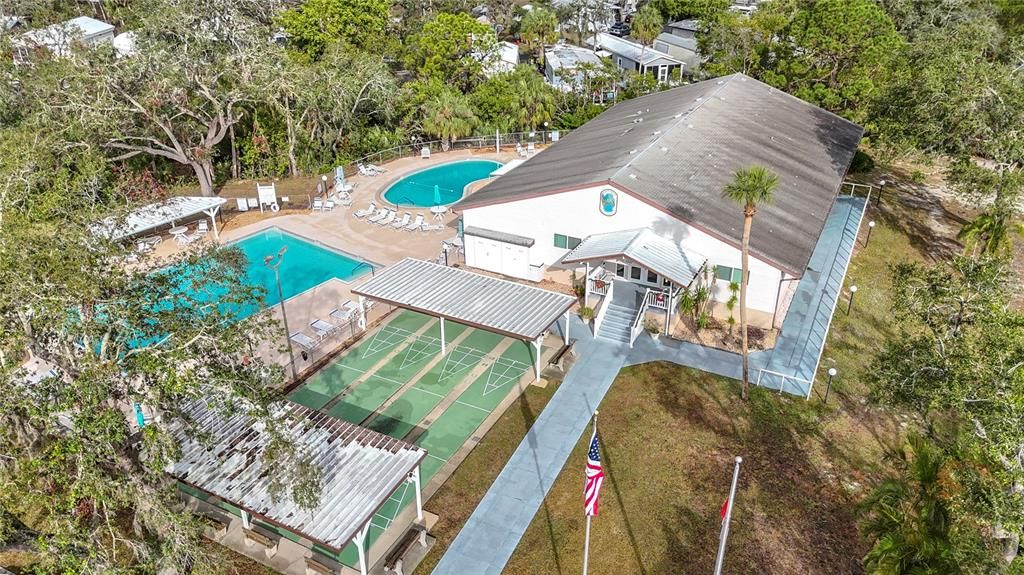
<box><xmin>720</xmin><ymin>498</ymin><xmax>729</xmax><ymax>521</ymax></box>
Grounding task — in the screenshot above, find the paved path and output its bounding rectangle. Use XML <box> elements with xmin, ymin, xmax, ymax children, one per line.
<box><xmin>431</xmin><ymin>316</ymin><xmax>628</xmax><ymax>575</ymax></box>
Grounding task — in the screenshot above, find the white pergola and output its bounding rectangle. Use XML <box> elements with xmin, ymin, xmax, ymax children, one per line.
<box><xmin>167</xmin><ymin>400</ymin><xmax>426</xmax><ymax>575</ymax></box>
<box><xmin>352</xmin><ymin>258</ymin><xmax>577</xmax><ymax>378</ymax></box>
<box><xmin>92</xmin><ymin>196</ymin><xmax>227</xmax><ymax>241</ymax></box>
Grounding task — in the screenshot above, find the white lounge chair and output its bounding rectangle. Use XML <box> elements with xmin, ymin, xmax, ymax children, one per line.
<box><xmin>367</xmin><ymin>163</ymin><xmax>387</xmax><ymax>173</ymax></box>
<box><xmin>376</xmin><ymin>210</ymin><xmax>396</xmax><ymax>226</ymax></box>
<box><xmin>527</xmin><ymin>142</ymin><xmax>536</xmax><ymax>154</ymax></box>
<box><xmin>196</xmin><ymin>220</ymin><xmax>210</xmax><ymax>236</ymax></box>
<box><xmin>404</xmin><ymin>214</ymin><xmax>425</xmax><ymax>231</ymax></box>
<box><xmin>516</xmin><ymin>143</ymin><xmax>528</xmax><ymax>158</ymax></box>
<box><xmin>290</xmin><ymin>331</ymin><xmax>318</xmax><ymax>351</ymax></box>
<box><xmin>335</xmin><ymin>194</ymin><xmax>353</xmax><ymax>207</ymax></box>
<box><xmin>354</xmin><ymin>202</ymin><xmax>377</xmax><ymax>218</ymax></box>
<box><xmin>367</xmin><ymin>208</ymin><xmax>390</xmax><ymax>223</ymax></box>
<box><xmin>391</xmin><ymin>212</ymin><xmax>411</xmax><ymax>229</ymax></box>
<box><xmin>358</xmin><ymin>164</ymin><xmax>378</xmax><ymax>177</ymax></box>
<box><xmin>335</xmin><ymin>181</ymin><xmax>354</xmax><ymax>194</ymax></box>
<box><xmin>312</xmin><ymin>199</ymin><xmax>324</xmax><ymax>212</ymax></box>
<box><xmin>330</xmin><ymin>301</ymin><xmax>361</xmax><ymax>323</ymax></box>
<box><xmin>310</xmin><ymin>319</ymin><xmax>337</xmax><ymax>339</ymax></box>
<box><xmin>420</xmin><ymin>222</ymin><xmax>445</xmax><ymax>232</ymax></box>
<box><xmin>324</xmin><ymin>200</ymin><xmax>336</xmax><ymax>212</ymax></box>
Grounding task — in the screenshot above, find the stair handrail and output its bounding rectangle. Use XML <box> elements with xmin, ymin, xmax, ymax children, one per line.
<box><xmin>629</xmin><ymin>288</ymin><xmax>653</xmax><ymax>347</ymax></box>
<box><xmin>593</xmin><ymin>279</ymin><xmax>615</xmax><ymax>334</ymax></box>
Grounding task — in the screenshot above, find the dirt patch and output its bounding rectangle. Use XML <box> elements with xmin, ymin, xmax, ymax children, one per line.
<box><xmin>670</xmin><ymin>315</ymin><xmax>776</xmax><ymax>353</ymax></box>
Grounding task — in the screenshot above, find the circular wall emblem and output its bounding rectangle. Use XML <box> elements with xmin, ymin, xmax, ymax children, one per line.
<box><xmin>599</xmin><ymin>189</ymin><xmax>618</xmax><ymax>216</ymax></box>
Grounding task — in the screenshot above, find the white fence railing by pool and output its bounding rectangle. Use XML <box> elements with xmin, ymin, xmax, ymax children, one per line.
<box><xmin>342</xmin><ymin>130</ymin><xmax>570</xmax><ymax>178</ymax></box>
<box><xmin>592</xmin><ymin>279</ymin><xmax>615</xmax><ymax>335</ymax></box>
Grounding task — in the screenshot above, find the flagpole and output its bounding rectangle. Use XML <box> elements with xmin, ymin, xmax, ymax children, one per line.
<box><xmin>583</xmin><ymin>410</ymin><xmax>597</xmax><ymax>575</ymax></box>
<box><xmin>713</xmin><ymin>456</ymin><xmax>742</xmax><ymax>575</ymax></box>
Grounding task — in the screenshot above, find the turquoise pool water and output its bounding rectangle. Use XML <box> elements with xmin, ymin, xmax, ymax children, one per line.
<box><xmin>233</xmin><ymin>228</ymin><xmax>372</xmax><ymax>307</ymax></box>
<box><xmin>383</xmin><ymin>160</ymin><xmax>502</xmax><ymax>207</ymax></box>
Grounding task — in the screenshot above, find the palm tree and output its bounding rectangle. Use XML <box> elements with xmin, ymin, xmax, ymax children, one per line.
<box><xmin>860</xmin><ymin>435</ymin><xmax>961</xmax><ymax>575</ymax></box>
<box><xmin>958</xmin><ymin>206</ymin><xmax>1022</xmax><ymax>258</ymax></box>
<box><xmin>520</xmin><ymin>7</ymin><xmax>558</xmax><ymax>67</ymax></box>
<box><xmin>722</xmin><ymin>165</ymin><xmax>778</xmax><ymax>400</ymax></box>
<box><xmin>630</xmin><ymin>4</ymin><xmax>663</xmax><ymax>78</ymax></box>
<box><xmin>421</xmin><ymin>89</ymin><xmax>477</xmax><ymax>151</ymax></box>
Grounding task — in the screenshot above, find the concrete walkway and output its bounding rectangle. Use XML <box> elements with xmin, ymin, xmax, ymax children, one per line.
<box><xmin>431</xmin><ymin>316</ymin><xmax>628</xmax><ymax>575</ymax></box>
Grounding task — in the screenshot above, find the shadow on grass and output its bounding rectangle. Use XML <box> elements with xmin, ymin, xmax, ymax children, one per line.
<box><xmin>519</xmin><ymin>387</ymin><xmax>564</xmax><ymax>575</ymax></box>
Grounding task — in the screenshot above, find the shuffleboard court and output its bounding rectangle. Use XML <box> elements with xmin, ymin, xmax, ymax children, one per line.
<box><xmin>287</xmin><ymin>311</ymin><xmax>433</xmax><ymax>409</ymax></box>
<box><xmin>415</xmin><ymin>340</ymin><xmax>538</xmax><ymax>482</ymax></box>
<box><xmin>368</xmin><ymin>329</ymin><xmax>506</xmax><ymax>439</ymax></box>
<box><xmin>326</xmin><ymin>321</ymin><xmax>470</xmax><ymax>424</ymax></box>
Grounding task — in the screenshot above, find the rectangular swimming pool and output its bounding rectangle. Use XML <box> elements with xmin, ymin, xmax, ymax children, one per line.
<box><xmin>232</xmin><ymin>227</ymin><xmax>373</xmax><ymax>306</ymax></box>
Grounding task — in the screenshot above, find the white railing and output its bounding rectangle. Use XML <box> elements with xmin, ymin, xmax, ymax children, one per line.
<box><xmin>645</xmin><ymin>289</ymin><xmax>670</xmax><ymax>310</ymax></box>
<box><xmin>592</xmin><ymin>279</ymin><xmax>615</xmax><ymax>335</ymax></box>
<box><xmin>629</xmin><ymin>288</ymin><xmax>653</xmax><ymax>347</ymax></box>
<box><xmin>756</xmin><ymin>368</ymin><xmax>814</xmax><ymax>398</ymax></box>
<box><xmin>589</xmin><ymin>267</ymin><xmax>610</xmax><ymax>298</ymax></box>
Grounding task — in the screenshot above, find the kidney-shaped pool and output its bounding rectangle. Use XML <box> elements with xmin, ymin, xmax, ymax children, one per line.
<box><xmin>382</xmin><ymin>159</ymin><xmax>502</xmax><ymax>207</ymax></box>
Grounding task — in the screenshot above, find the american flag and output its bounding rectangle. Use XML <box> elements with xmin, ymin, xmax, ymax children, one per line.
<box><xmin>584</xmin><ymin>428</ymin><xmax>604</xmax><ymax>516</ymax></box>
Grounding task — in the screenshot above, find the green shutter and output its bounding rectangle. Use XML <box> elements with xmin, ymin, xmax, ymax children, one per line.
<box><xmin>715</xmin><ymin>266</ymin><xmax>732</xmax><ymax>281</ymax></box>
<box><xmin>554</xmin><ymin>234</ymin><xmax>568</xmax><ymax>249</ymax></box>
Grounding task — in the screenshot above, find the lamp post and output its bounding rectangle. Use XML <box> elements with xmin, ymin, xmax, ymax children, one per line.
<box><xmin>543</xmin><ymin>121</ymin><xmax>549</xmax><ymax>144</ymax></box>
<box><xmin>265</xmin><ymin>247</ymin><xmax>298</xmax><ymax>382</ymax></box>
<box><xmin>846</xmin><ymin>285</ymin><xmax>858</xmax><ymax>315</ymax></box>
<box><xmin>824</xmin><ymin>367</ymin><xmax>837</xmax><ymax>404</ymax></box>
<box><xmin>321</xmin><ymin>174</ymin><xmax>329</xmax><ymax>197</ymax></box>
<box><xmin>876</xmin><ymin>179</ymin><xmax>886</xmax><ymax>206</ymax></box>
<box><xmin>865</xmin><ymin>220</ymin><xmax>876</xmax><ymax>246</ymax></box>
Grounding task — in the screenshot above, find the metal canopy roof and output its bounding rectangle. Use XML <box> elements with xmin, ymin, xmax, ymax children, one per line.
<box><xmin>92</xmin><ymin>196</ymin><xmax>226</xmax><ymax>240</ymax></box>
<box><xmin>562</xmin><ymin>229</ymin><xmax>707</xmax><ymax>287</ymax></box>
<box><xmin>166</xmin><ymin>400</ymin><xmax>425</xmax><ymax>550</ymax></box>
<box><xmin>352</xmin><ymin>258</ymin><xmax>575</xmax><ymax>341</ymax></box>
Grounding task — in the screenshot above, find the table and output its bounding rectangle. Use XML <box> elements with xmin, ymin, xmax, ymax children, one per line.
<box><xmin>430</xmin><ymin>205</ymin><xmax>448</xmax><ymax>221</ymax></box>
<box><xmin>169</xmin><ymin>225</ymin><xmax>188</xmax><ymax>237</ymax></box>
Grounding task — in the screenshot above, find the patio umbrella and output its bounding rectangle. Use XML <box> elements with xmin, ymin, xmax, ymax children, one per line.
<box><xmin>433</xmin><ymin>184</ymin><xmax>442</xmax><ymax>206</ymax></box>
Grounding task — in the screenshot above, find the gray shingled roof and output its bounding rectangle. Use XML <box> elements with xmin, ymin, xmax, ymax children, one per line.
<box><xmin>167</xmin><ymin>401</ymin><xmax>424</xmax><ymax>550</ymax></box>
<box><xmin>352</xmin><ymin>258</ymin><xmax>575</xmax><ymax>340</ymax></box>
<box><xmin>561</xmin><ymin>228</ymin><xmax>707</xmax><ymax>287</ymax></box>
<box><xmin>455</xmin><ymin>74</ymin><xmax>864</xmax><ymax>275</ymax></box>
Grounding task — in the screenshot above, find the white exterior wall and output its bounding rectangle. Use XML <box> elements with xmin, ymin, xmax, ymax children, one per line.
<box><xmin>461</xmin><ymin>185</ymin><xmax>788</xmax><ymax>314</ymax></box>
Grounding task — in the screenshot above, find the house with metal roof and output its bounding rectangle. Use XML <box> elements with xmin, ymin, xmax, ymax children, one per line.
<box><xmin>12</xmin><ymin>16</ymin><xmax>114</xmax><ymax>64</ymax></box>
<box><xmin>453</xmin><ymin>73</ymin><xmax>864</xmax><ymax>335</ymax></box>
<box><xmin>653</xmin><ymin>32</ymin><xmax>700</xmax><ymax>74</ymax></box>
<box><xmin>544</xmin><ymin>43</ymin><xmax>605</xmax><ymax>91</ymax></box>
<box><xmin>591</xmin><ymin>32</ymin><xmax>683</xmax><ymax>84</ymax></box>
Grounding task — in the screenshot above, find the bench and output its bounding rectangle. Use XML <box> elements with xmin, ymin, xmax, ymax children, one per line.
<box><xmin>243</xmin><ymin>526</ymin><xmax>279</xmax><ymax>558</ymax></box>
<box><xmin>305</xmin><ymin>556</ymin><xmax>336</xmax><ymax>575</ymax></box>
<box><xmin>201</xmin><ymin>513</ymin><xmax>229</xmax><ymax>540</ymax></box>
<box><xmin>384</xmin><ymin>525</ymin><xmax>428</xmax><ymax>575</ymax></box>
<box><xmin>547</xmin><ymin>340</ymin><xmax>575</xmax><ymax>370</ymax></box>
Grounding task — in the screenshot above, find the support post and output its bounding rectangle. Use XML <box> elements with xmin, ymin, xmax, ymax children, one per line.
<box><xmin>584</xmin><ymin>262</ymin><xmax>590</xmax><ymax>307</ymax></box>
<box><xmin>532</xmin><ymin>337</ymin><xmax>542</xmax><ymax>379</ymax></box>
<box><xmin>353</xmin><ymin>523</ymin><xmax>370</xmax><ymax>575</ymax></box>
<box><xmin>564</xmin><ymin>311</ymin><xmax>570</xmax><ymax>345</ymax></box>
<box><xmin>664</xmin><ymin>285</ymin><xmax>672</xmax><ymax>336</ymax></box>
<box><xmin>204</xmin><ymin>207</ymin><xmax>220</xmax><ymax>240</ymax></box>
<box><xmin>357</xmin><ymin>296</ymin><xmax>367</xmax><ymax>331</ymax></box>
<box><xmin>240</xmin><ymin>509</ymin><xmax>252</xmax><ymax>530</ymax></box>
<box><xmin>440</xmin><ymin>317</ymin><xmax>446</xmax><ymax>355</ymax></box>
<box><xmin>496</xmin><ymin>129</ymin><xmax>500</xmax><ymax>154</ymax></box>
<box><xmin>410</xmin><ymin>465</ymin><xmax>424</xmax><ymax>521</ymax></box>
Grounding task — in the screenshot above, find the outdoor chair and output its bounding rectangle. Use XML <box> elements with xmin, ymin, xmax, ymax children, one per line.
<box><xmin>289</xmin><ymin>331</ymin><xmax>318</xmax><ymax>351</ymax></box>
<box><xmin>391</xmin><ymin>212</ymin><xmax>411</xmax><ymax>229</ymax></box>
<box><xmin>376</xmin><ymin>211</ymin><xmax>396</xmax><ymax>226</ymax></box>
<box><xmin>324</xmin><ymin>200</ymin><xmax>336</xmax><ymax>211</ymax></box>
<box><xmin>330</xmin><ymin>301</ymin><xmax>360</xmax><ymax>323</ymax></box>
<box><xmin>310</xmin><ymin>319</ymin><xmax>337</xmax><ymax>339</ymax></box>
<box><xmin>420</xmin><ymin>222</ymin><xmax>445</xmax><ymax>232</ymax></box>
<box><xmin>367</xmin><ymin>208</ymin><xmax>391</xmax><ymax>223</ymax></box>
<box><xmin>404</xmin><ymin>214</ymin><xmax>425</xmax><ymax>231</ymax></box>
<box><xmin>196</xmin><ymin>220</ymin><xmax>209</xmax><ymax>236</ymax></box>
<box><xmin>354</xmin><ymin>202</ymin><xmax>376</xmax><ymax>218</ymax></box>
<box><xmin>312</xmin><ymin>199</ymin><xmax>324</xmax><ymax>212</ymax></box>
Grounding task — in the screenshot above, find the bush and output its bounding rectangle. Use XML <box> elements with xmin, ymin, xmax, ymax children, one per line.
<box><xmin>644</xmin><ymin>317</ymin><xmax>662</xmax><ymax>334</ymax></box>
<box><xmin>578</xmin><ymin>306</ymin><xmax>594</xmax><ymax>321</ymax></box>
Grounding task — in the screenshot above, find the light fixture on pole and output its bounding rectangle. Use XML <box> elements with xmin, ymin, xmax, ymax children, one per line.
<box><xmin>321</xmin><ymin>174</ymin><xmax>329</xmax><ymax>197</ymax></box>
<box><xmin>265</xmin><ymin>247</ymin><xmax>298</xmax><ymax>382</ymax></box>
<box><xmin>865</xmin><ymin>220</ymin><xmax>876</xmax><ymax>246</ymax></box>
<box><xmin>876</xmin><ymin>179</ymin><xmax>886</xmax><ymax>206</ymax></box>
<box><xmin>846</xmin><ymin>285</ymin><xmax>858</xmax><ymax>315</ymax></box>
<box><xmin>824</xmin><ymin>368</ymin><xmax>837</xmax><ymax>404</ymax></box>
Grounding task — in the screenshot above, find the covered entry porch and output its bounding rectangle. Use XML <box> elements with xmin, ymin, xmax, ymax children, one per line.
<box><xmin>561</xmin><ymin>228</ymin><xmax>707</xmax><ymax>345</ymax></box>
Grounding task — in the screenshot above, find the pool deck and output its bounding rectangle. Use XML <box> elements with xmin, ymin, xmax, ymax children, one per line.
<box><xmin>142</xmin><ymin>149</ymin><xmax>523</xmax><ymax>380</ymax></box>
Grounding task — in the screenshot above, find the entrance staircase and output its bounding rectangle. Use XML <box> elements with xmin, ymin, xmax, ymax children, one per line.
<box><xmin>596</xmin><ymin>281</ymin><xmax>641</xmax><ymax>344</ymax></box>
